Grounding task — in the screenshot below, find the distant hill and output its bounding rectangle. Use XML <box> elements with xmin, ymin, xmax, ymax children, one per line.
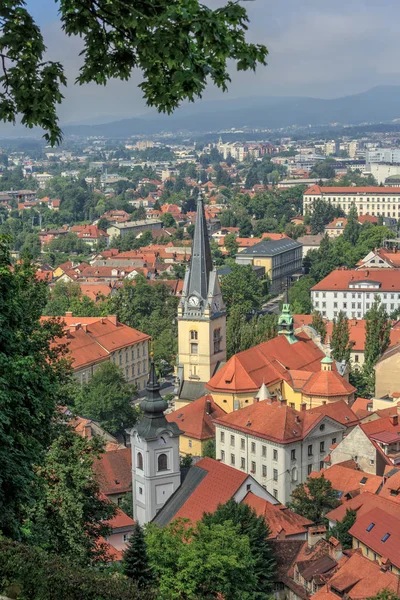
<box><xmin>61</xmin><ymin>86</ymin><xmax>400</xmax><ymax>137</ymax></box>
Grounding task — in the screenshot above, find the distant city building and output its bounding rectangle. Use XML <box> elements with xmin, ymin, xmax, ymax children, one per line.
<box><xmin>107</xmin><ymin>220</ymin><xmax>162</xmax><ymax>239</ymax></box>
<box><xmin>303</xmin><ymin>185</ymin><xmax>400</xmax><ymax>219</ymax></box>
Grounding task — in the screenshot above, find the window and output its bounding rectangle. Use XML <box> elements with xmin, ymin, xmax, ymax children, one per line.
<box><xmin>241</xmin><ymin>438</ymin><xmax>245</xmax><ymax>450</ymax></box>
<box><xmin>119</xmin><ymin>353</ymin><xmax>122</xmax><ymax>366</ymax></box>
<box><xmin>136</xmin><ymin>452</ymin><xmax>143</xmax><ymax>470</ymax></box>
<box><xmin>190</xmin><ymin>330</ymin><xmax>198</xmax><ymax>340</ymax></box>
<box><xmin>221</xmin><ymin>450</ymin><xmax>225</xmax><ymax>461</ymax></box>
<box><xmin>231</xmin><ymin>454</ymin><xmax>235</xmax><ymax>466</ymax></box>
<box><xmin>273</xmin><ymin>469</ymin><xmax>278</xmax><ymax>481</ymax></box>
<box><xmin>273</xmin><ymin>489</ymin><xmax>278</xmax><ymax>499</ymax></box>
<box><xmin>320</xmin><ymin>461</ymin><xmax>324</xmax><ymax>470</ymax></box>
<box><xmin>262</xmin><ymin>465</ymin><xmax>267</xmax><ymax>477</ymax></box>
<box><xmin>251</xmin><ymin>442</ymin><xmax>256</xmax><ymax>453</ymax></box>
<box><xmin>308</xmin><ymin>464</ymin><xmax>313</xmax><ymax>475</ymax></box>
<box><xmin>291</xmin><ymin>449</ymin><xmax>296</xmax><ymax>461</ymax></box>
<box><xmin>123</xmin><ymin>533</ymin><xmax>131</xmax><ymax>542</ymax></box>
<box><xmin>319</xmin><ymin>424</ymin><xmax>325</xmax><ymax>431</ymax></box>
<box><xmin>131</xmin><ymin>348</ymin><xmax>134</xmax><ymax>361</ymax></box>
<box><xmin>158</xmin><ymin>453</ymin><xmax>168</xmax><ymax>471</ymax></box>
<box><xmin>366</xmin><ymin>523</ymin><xmax>375</xmax><ymax>532</ymax></box>
<box><xmin>262</xmin><ymin>445</ymin><xmax>267</xmax><ymax>457</ymax></box>
<box><xmin>251</xmin><ymin>461</ymin><xmax>256</xmax><ymax>473</ymax></box>
<box><xmin>230</xmin><ymin>435</ymin><xmax>235</xmax><ymax>446</ymax></box>
<box><xmin>273</xmin><ymin>449</ymin><xmax>278</xmax><ymax>461</ymax></box>
<box><xmin>308</xmin><ymin>444</ymin><xmax>313</xmax><ymax>456</ymax></box>
<box><xmin>188</xmin><ymin>439</ymin><xmax>192</xmax><ymax>448</ymax></box>
<box><xmin>320</xmin><ymin>441</ymin><xmax>325</xmax><ymax>453</ymax></box>
<box><xmin>131</xmin><ymin>365</ymin><xmax>135</xmax><ymax>377</ymax></box>
<box><xmin>190</xmin><ymin>343</ymin><xmax>198</xmax><ymax>355</ymax></box>
<box><xmin>241</xmin><ymin>457</ymin><xmax>245</xmax><ymax>469</ymax></box>
<box><xmin>138</xmin><ymin>487</ymin><xmax>143</xmax><ymax>496</ymax></box>
<box><xmin>213</xmin><ymin>328</ymin><xmax>221</xmax><ymax>353</ymax></box>
<box><xmin>220</xmin><ymin>431</ymin><xmax>225</xmax><ymax>443</ymax></box>
<box><xmin>382</xmin><ymin>533</ymin><xmax>391</xmax><ymax>542</ymax></box>
<box><xmin>125</xmin><ymin>366</ymin><xmax>129</xmax><ymax>379</ymax></box>
<box><xmin>332</xmin><ymin>437</ymin><xmax>337</xmax><ymax>445</ymax></box>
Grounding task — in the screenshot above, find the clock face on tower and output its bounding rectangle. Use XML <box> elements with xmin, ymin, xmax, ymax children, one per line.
<box><xmin>188</xmin><ymin>295</ymin><xmax>200</xmax><ymax>307</ymax></box>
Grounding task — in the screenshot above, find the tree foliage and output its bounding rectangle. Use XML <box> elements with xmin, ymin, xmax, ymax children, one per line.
<box><xmin>202</xmin><ymin>499</ymin><xmax>276</xmax><ymax>598</ymax></box>
<box><xmin>0</xmin><ymin>0</ymin><xmax>267</xmax><ymax>144</ymax></box>
<box><xmin>288</xmin><ymin>275</ymin><xmax>315</xmax><ymax>314</ymax></box>
<box><xmin>288</xmin><ymin>475</ymin><xmax>340</xmax><ymax>523</ymax></box>
<box><xmin>331</xmin><ymin>312</ymin><xmax>352</xmax><ymax>363</ymax></box>
<box><xmin>74</xmin><ymin>361</ymin><xmax>139</xmax><ymax>437</ymax></box>
<box><xmin>220</xmin><ymin>264</ymin><xmax>264</xmax><ymax>314</ymax></box>
<box><xmin>123</xmin><ymin>523</ymin><xmax>155</xmax><ymax>590</ymax></box>
<box><xmin>145</xmin><ymin>518</ymin><xmax>258</xmax><ymax>600</ymax></box>
<box><xmin>364</xmin><ymin>299</ymin><xmax>391</xmax><ymax>371</ymax></box>
<box><xmin>26</xmin><ymin>427</ymin><xmax>116</xmax><ymax>564</ymax></box>
<box><xmin>226</xmin><ymin>307</ymin><xmax>277</xmax><ymax>357</ymax></box>
<box><xmin>0</xmin><ymin>236</ymin><xmax>71</xmax><ymax>538</ymax></box>
<box><xmin>327</xmin><ymin>508</ymin><xmax>357</xmax><ymax>550</ymax></box>
<box><xmin>311</xmin><ymin>311</ymin><xmax>327</xmax><ymax>342</ymax></box>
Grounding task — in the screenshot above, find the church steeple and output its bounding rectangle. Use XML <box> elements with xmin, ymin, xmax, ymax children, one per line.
<box><xmin>183</xmin><ymin>191</ymin><xmax>213</xmax><ymax>312</ymax></box>
<box><xmin>278</xmin><ymin>304</ymin><xmax>297</xmax><ymax>344</ymax></box>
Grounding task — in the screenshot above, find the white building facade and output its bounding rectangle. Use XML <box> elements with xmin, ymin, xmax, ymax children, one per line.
<box><xmin>303</xmin><ymin>185</ymin><xmax>400</xmax><ymax>219</ymax></box>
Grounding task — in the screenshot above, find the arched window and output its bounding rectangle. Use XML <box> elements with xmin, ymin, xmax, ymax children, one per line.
<box><xmin>158</xmin><ymin>453</ymin><xmax>168</xmax><ymax>472</ymax></box>
<box><xmin>137</xmin><ymin>452</ymin><xmax>143</xmax><ymax>470</ymax></box>
<box><xmin>213</xmin><ymin>328</ymin><xmax>221</xmax><ymax>353</ymax></box>
<box><xmin>190</xmin><ymin>330</ymin><xmax>198</xmax><ymax>340</ymax></box>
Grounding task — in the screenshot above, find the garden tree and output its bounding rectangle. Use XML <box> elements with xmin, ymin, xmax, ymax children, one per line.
<box><xmin>331</xmin><ymin>312</ymin><xmax>352</xmax><ymax>363</ymax></box>
<box><xmin>227</xmin><ymin>310</ymin><xmax>278</xmax><ymax>358</ymax></box>
<box><xmin>284</xmin><ymin>223</ymin><xmax>307</xmax><ymax>240</ymax></box>
<box><xmin>226</xmin><ymin>305</ymin><xmax>247</xmax><ymax>357</ymax></box>
<box><xmin>364</xmin><ymin>299</ymin><xmax>391</xmax><ymax>370</ymax></box>
<box><xmin>43</xmin><ymin>280</ymin><xmax>104</xmax><ymax>317</ymax></box>
<box><xmin>253</xmin><ymin>218</ymin><xmax>279</xmax><ymax>236</ymax></box>
<box><xmin>145</xmin><ymin>519</ymin><xmax>258</xmax><ymax>600</ymax></box>
<box><xmin>224</xmin><ymin>233</ymin><xmax>239</xmax><ymax>257</ymax></box>
<box><xmin>47</xmin><ymin>232</ymin><xmax>89</xmax><ymax>254</ymax></box>
<box><xmin>0</xmin><ymin>237</ymin><xmax>71</xmax><ymax>538</ymax></box>
<box><xmin>220</xmin><ymin>264</ymin><xmax>264</xmax><ymax>314</ymax></box>
<box><xmin>215</xmin><ymin>165</ymin><xmax>232</xmax><ymax>187</ymax></box>
<box><xmin>288</xmin><ymin>475</ymin><xmax>340</xmax><ymax>523</ymax></box>
<box><xmin>311</xmin><ymin>311</ymin><xmax>327</xmax><ymax>343</ymax></box>
<box><xmin>123</xmin><ymin>523</ymin><xmax>155</xmax><ymax>590</ymax></box>
<box><xmin>119</xmin><ymin>491</ymin><xmax>133</xmax><ymax>519</ymax></box>
<box><xmin>0</xmin><ymin>0</ymin><xmax>267</xmax><ymax>144</ymax></box>
<box><xmin>0</xmin><ymin>540</ymin><xmax>154</xmax><ymax>600</ymax></box>
<box><xmin>310</xmin><ymin>160</ymin><xmax>336</xmax><ymax>180</ymax></box>
<box><xmin>202</xmin><ymin>439</ymin><xmax>216</xmax><ymax>459</ymax></box>
<box><xmin>343</xmin><ymin>204</ymin><xmax>361</xmax><ymax>245</ymax></box>
<box><xmin>288</xmin><ymin>276</ymin><xmax>316</xmax><ymax>314</ymax></box>
<box><xmin>21</xmin><ymin>232</ymin><xmax>41</xmax><ymax>258</ymax></box>
<box><xmin>27</xmin><ymin>427</ymin><xmax>116</xmax><ymax>563</ymax></box>
<box><xmin>309</xmin><ymin>200</ymin><xmax>344</xmax><ymax>235</ymax></box>
<box><xmin>202</xmin><ymin>499</ymin><xmax>276</xmax><ymax>597</ymax></box>
<box><xmin>210</xmin><ymin>239</ymin><xmax>225</xmax><ymax>266</ymax></box>
<box><xmin>219</xmin><ymin>209</ymin><xmax>238</xmax><ymax>227</ymax></box>
<box><xmin>74</xmin><ymin>362</ymin><xmax>139</xmax><ymax>438</ymax></box>
<box><xmin>238</xmin><ymin>215</ymin><xmax>253</xmax><ymax>237</ymax></box>
<box><xmin>97</xmin><ymin>216</ymin><xmax>110</xmax><ymax>232</ymax></box>
<box><xmin>245</xmin><ymin>167</ymin><xmax>260</xmax><ymax>189</ymax></box>
<box><xmin>161</xmin><ymin>212</ymin><xmax>176</xmax><ymax>228</ymax></box>
<box><xmin>327</xmin><ymin>509</ymin><xmax>357</xmax><ymax>550</ymax></box>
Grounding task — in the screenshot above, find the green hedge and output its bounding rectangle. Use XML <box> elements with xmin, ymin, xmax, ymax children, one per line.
<box><xmin>0</xmin><ymin>540</ymin><xmax>155</xmax><ymax>600</ymax></box>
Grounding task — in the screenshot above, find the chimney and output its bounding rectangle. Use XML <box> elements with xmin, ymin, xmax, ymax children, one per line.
<box><xmin>108</xmin><ymin>315</ymin><xmax>117</xmax><ymax>326</ymax></box>
<box><xmin>82</xmin><ymin>324</ymin><xmax>88</xmax><ymax>332</ymax></box>
<box><xmin>300</xmin><ymin>403</ymin><xmax>307</xmax><ymax>411</ymax></box>
<box><xmin>69</xmin><ymin>323</ymin><xmax>80</xmax><ymax>332</ymax></box>
<box><xmin>390</xmin><ymin>415</ymin><xmax>398</xmax><ymax>426</ymax></box>
<box><xmin>307</xmin><ymin>525</ymin><xmax>327</xmax><ymax>548</ymax></box>
<box><xmin>328</xmin><ymin>536</ymin><xmax>343</xmax><ymax>561</ymax></box>
<box><xmin>206</xmin><ymin>399</ymin><xmax>212</xmax><ymax>415</ymax></box>
<box><xmin>65</xmin><ymin>311</ymin><xmax>73</xmax><ymax>317</ymax></box>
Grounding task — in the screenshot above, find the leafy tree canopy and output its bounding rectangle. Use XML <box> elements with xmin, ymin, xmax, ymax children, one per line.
<box><xmin>220</xmin><ymin>263</ymin><xmax>264</xmax><ymax>314</ymax></box>
<box><xmin>0</xmin><ymin>0</ymin><xmax>267</xmax><ymax>144</ymax></box>
<box><xmin>327</xmin><ymin>508</ymin><xmax>357</xmax><ymax>550</ymax></box>
<box><xmin>288</xmin><ymin>475</ymin><xmax>340</xmax><ymax>523</ymax></box>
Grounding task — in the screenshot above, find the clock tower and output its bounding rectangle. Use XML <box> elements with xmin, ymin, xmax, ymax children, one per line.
<box><xmin>176</xmin><ymin>192</ymin><xmax>227</xmax><ymax>407</ymax></box>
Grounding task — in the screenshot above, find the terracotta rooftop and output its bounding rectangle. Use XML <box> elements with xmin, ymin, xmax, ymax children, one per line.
<box><xmin>349</xmin><ymin>507</ymin><xmax>400</xmax><ymax>568</ymax></box>
<box><xmin>243</xmin><ymin>492</ymin><xmax>312</xmax><ymax>538</ymax></box>
<box><xmin>166</xmin><ymin>395</ymin><xmax>226</xmax><ymax>441</ymax></box>
<box><xmin>309</xmin><ymin>465</ymin><xmax>382</xmax><ymax>499</ymax></box>
<box><xmin>378</xmin><ymin>468</ymin><xmax>400</xmax><ymax>503</ymax></box>
<box><xmin>326</xmin><ymin>491</ymin><xmax>400</xmax><ymax>524</ymax></box>
<box><xmin>311</xmin><ymin>269</ymin><xmax>400</xmax><ymax>292</ymax></box>
<box><xmin>305</xmin><ymin>185</ymin><xmax>400</xmax><ymax>195</ymax></box>
<box><xmin>93</xmin><ymin>448</ymin><xmax>132</xmax><ymax>496</ymax></box>
<box><xmin>308</xmin><ymin>400</ymin><xmax>359</xmax><ymax>427</ymax></box>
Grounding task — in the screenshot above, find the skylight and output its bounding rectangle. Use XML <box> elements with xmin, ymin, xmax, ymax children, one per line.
<box><xmin>366</xmin><ymin>523</ymin><xmax>375</xmax><ymax>532</ymax></box>
<box><xmin>360</xmin><ymin>477</ymin><xmax>368</xmax><ymax>484</ymax></box>
<box><xmin>382</xmin><ymin>533</ymin><xmax>391</xmax><ymax>542</ymax></box>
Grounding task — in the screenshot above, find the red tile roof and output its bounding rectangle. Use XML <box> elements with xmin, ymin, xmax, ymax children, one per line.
<box><xmin>309</xmin><ymin>465</ymin><xmax>382</xmax><ymax>498</ymax></box>
<box><xmin>351</xmin><ymin>397</ymin><xmax>373</xmax><ymax>419</ymax></box>
<box><xmin>173</xmin><ymin>457</ymin><xmax>249</xmax><ymax>524</ymax></box>
<box><xmin>243</xmin><ymin>492</ymin><xmax>312</xmax><ymax>538</ymax></box>
<box><xmin>214</xmin><ymin>400</ymin><xmax>335</xmax><ymax>444</ymax></box>
<box><xmin>326</xmin><ymin>492</ymin><xmax>399</xmax><ymax>524</ymax></box>
<box><xmin>314</xmin><ymin>551</ymin><xmax>400</xmax><ymax>600</ymax></box>
<box><xmin>207</xmin><ymin>332</ymin><xmax>332</xmax><ymax>395</ymax></box>
<box><xmin>308</xmin><ymin>401</ymin><xmax>359</xmax><ymax>427</ymax></box>
<box><xmin>300</xmin><ymin>371</ymin><xmax>356</xmax><ymax>398</ymax></box>
<box><xmin>93</xmin><ymin>448</ymin><xmax>132</xmax><ymax>496</ymax></box>
<box><xmin>349</xmin><ymin>507</ymin><xmax>400</xmax><ymax>568</ymax></box>
<box><xmin>107</xmin><ymin>506</ymin><xmax>135</xmax><ymax>529</ymax></box>
<box><xmin>166</xmin><ymin>395</ymin><xmax>226</xmax><ymax>441</ymax></box>
<box><xmin>305</xmin><ymin>185</ymin><xmax>400</xmax><ymax>195</ymax></box>
<box><xmin>311</xmin><ymin>269</ymin><xmax>400</xmax><ymax>292</ymax></box>
<box><xmin>379</xmin><ymin>469</ymin><xmax>400</xmax><ymax>503</ymax></box>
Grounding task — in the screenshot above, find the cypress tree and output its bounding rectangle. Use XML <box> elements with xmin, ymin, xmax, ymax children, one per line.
<box><xmin>311</xmin><ymin>311</ymin><xmax>327</xmax><ymax>343</ymax></box>
<box><xmin>364</xmin><ymin>298</ymin><xmax>391</xmax><ymax>370</ymax></box>
<box><xmin>122</xmin><ymin>523</ymin><xmax>154</xmax><ymax>589</ymax></box>
<box><xmin>331</xmin><ymin>311</ymin><xmax>352</xmax><ymax>363</ymax></box>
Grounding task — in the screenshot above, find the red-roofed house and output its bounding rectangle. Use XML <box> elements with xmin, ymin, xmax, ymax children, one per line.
<box><xmin>166</xmin><ymin>394</ymin><xmax>226</xmax><ymax>457</ymax></box>
<box><xmin>152</xmin><ymin>457</ymin><xmax>278</xmax><ymax>527</ymax></box>
<box><xmin>93</xmin><ymin>448</ymin><xmax>132</xmax><ymax>505</ymax></box>
<box><xmin>104</xmin><ymin>506</ymin><xmax>135</xmax><ymax>552</ymax></box>
<box><xmin>311</xmin><ymin>269</ymin><xmax>400</xmax><ymax>320</ymax></box>
<box><xmin>76</xmin><ymin>224</ymin><xmax>109</xmax><ymax>248</ymax></box>
<box><xmin>309</xmin><ymin>465</ymin><xmax>382</xmax><ymax>501</ymax></box>
<box><xmin>243</xmin><ymin>492</ymin><xmax>312</xmax><ymax>540</ymax></box>
<box><xmin>325</xmin><ymin>218</ymin><xmax>348</xmax><ymax>238</ymax></box>
<box><xmin>214</xmin><ymin>399</ymin><xmax>347</xmax><ymax>504</ymax></box>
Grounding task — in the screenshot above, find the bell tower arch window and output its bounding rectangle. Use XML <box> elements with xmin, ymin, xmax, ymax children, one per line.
<box><xmin>158</xmin><ymin>453</ymin><xmax>168</xmax><ymax>472</ymax></box>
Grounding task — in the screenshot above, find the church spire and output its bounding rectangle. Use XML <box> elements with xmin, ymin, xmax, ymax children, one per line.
<box><xmin>184</xmin><ymin>189</ymin><xmax>213</xmax><ymax>306</ymax></box>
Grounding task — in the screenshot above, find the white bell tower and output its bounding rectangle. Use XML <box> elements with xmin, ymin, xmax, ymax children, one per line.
<box><xmin>128</xmin><ymin>358</ymin><xmax>182</xmax><ymax>525</ymax></box>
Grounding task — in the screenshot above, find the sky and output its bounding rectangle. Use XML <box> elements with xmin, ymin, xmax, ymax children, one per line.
<box><xmin>25</xmin><ymin>0</ymin><xmax>400</xmax><ymax>124</ymax></box>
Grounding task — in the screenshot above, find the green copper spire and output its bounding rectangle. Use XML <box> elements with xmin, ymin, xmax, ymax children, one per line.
<box><xmin>278</xmin><ymin>303</ymin><xmax>297</xmax><ymax>344</ymax></box>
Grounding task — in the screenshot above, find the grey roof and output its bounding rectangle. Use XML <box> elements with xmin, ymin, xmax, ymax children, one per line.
<box><xmin>152</xmin><ymin>465</ymin><xmax>208</xmax><ymax>527</ymax></box>
<box><xmin>183</xmin><ymin>194</ymin><xmax>213</xmax><ymax>303</ymax></box>
<box><xmin>297</xmin><ymin>235</ymin><xmax>324</xmax><ymax>246</ymax></box>
<box><xmin>179</xmin><ymin>381</ymin><xmax>207</xmax><ymax>401</ymax></box>
<box><xmin>238</xmin><ymin>237</ymin><xmax>302</xmax><ymax>257</ymax></box>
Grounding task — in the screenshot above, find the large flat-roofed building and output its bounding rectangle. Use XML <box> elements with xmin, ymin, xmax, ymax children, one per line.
<box><xmin>235</xmin><ymin>237</ymin><xmax>302</xmax><ymax>293</ymax></box>
<box><xmin>107</xmin><ymin>220</ymin><xmax>162</xmax><ymax>239</ymax></box>
<box><xmin>303</xmin><ymin>185</ymin><xmax>400</xmax><ymax>219</ymax></box>
<box><xmin>311</xmin><ymin>269</ymin><xmax>400</xmax><ymax>320</ymax></box>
